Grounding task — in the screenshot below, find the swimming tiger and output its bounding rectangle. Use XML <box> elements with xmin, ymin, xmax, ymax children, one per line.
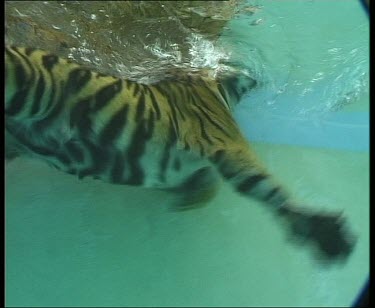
<box><xmin>5</xmin><ymin>45</ymin><xmax>356</xmax><ymax>261</ymax></box>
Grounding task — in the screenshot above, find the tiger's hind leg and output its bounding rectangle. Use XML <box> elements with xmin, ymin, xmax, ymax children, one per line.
<box><xmin>209</xmin><ymin>146</ymin><xmax>356</xmax><ymax>261</ymax></box>
<box><xmin>5</xmin><ymin>130</ymin><xmax>24</xmax><ymax>162</ymax></box>
<box><xmin>167</xmin><ymin>166</ymin><xmax>221</xmax><ymax>211</ymax></box>
<box><xmin>5</xmin><ymin>148</ymin><xmax>21</xmax><ymax>162</ymax></box>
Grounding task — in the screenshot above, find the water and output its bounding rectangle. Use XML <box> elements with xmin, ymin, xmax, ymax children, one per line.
<box><xmin>226</xmin><ymin>0</ymin><xmax>369</xmax><ymax>152</ymax></box>
<box><xmin>5</xmin><ymin>1</ymin><xmax>369</xmax><ymax>306</ymax></box>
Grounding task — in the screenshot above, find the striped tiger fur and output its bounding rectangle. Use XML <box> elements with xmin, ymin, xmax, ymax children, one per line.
<box><xmin>5</xmin><ymin>46</ymin><xmax>356</xmax><ymax>261</ymax></box>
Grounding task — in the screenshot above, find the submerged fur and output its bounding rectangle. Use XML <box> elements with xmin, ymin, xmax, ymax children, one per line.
<box><xmin>5</xmin><ymin>46</ymin><xmax>356</xmax><ymax>261</ymax></box>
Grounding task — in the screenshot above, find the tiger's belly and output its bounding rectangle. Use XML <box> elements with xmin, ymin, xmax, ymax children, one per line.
<box><xmin>6</xmin><ymin>118</ymin><xmax>210</xmax><ymax>189</ymax></box>
<box><xmin>19</xmin><ymin>136</ymin><xmax>210</xmax><ymax>190</ymax></box>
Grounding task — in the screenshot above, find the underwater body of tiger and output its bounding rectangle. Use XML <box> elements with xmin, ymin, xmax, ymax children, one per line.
<box><xmin>5</xmin><ymin>45</ymin><xmax>356</xmax><ymax>262</ymax></box>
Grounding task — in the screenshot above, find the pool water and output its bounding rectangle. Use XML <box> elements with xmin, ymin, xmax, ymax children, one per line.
<box><xmin>5</xmin><ymin>0</ymin><xmax>369</xmax><ymax>307</ymax></box>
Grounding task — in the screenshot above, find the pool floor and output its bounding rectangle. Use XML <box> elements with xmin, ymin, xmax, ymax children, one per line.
<box><xmin>5</xmin><ymin>142</ymin><xmax>369</xmax><ymax>307</ymax></box>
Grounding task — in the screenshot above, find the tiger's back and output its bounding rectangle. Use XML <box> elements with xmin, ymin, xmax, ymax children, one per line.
<box><xmin>5</xmin><ymin>46</ymin><xmax>245</xmax><ymax>187</ymax></box>
<box><xmin>5</xmin><ymin>46</ymin><xmax>356</xmax><ymax>261</ymax></box>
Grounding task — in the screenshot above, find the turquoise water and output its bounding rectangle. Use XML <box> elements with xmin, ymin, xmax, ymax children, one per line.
<box><xmin>5</xmin><ymin>1</ymin><xmax>369</xmax><ymax>307</ymax></box>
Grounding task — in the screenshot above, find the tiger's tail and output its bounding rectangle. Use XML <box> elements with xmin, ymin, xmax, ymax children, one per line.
<box><xmin>209</xmin><ymin>145</ymin><xmax>356</xmax><ymax>261</ymax></box>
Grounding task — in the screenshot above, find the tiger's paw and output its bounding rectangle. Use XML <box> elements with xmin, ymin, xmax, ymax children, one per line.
<box><xmin>167</xmin><ymin>167</ymin><xmax>221</xmax><ymax>211</ymax></box>
<box><xmin>169</xmin><ymin>181</ymin><xmax>220</xmax><ymax>212</ymax></box>
<box><xmin>280</xmin><ymin>206</ymin><xmax>357</xmax><ymax>261</ymax></box>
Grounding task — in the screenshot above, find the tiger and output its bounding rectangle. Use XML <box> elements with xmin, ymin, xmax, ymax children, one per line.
<box><xmin>5</xmin><ymin>45</ymin><xmax>356</xmax><ymax>262</ymax></box>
